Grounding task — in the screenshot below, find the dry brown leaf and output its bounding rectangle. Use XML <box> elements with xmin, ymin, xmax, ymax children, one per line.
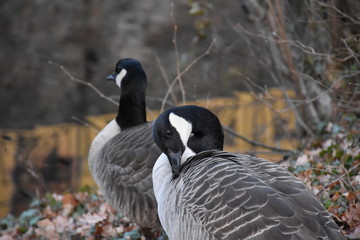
<box><xmin>124</xmin><ymin>223</ymin><xmax>138</xmax><ymax>233</ymax></box>
<box><xmin>36</xmin><ymin>219</ymin><xmax>59</xmax><ymax>239</ymax></box>
<box><xmin>62</xmin><ymin>193</ymin><xmax>79</xmax><ymax>216</ymax></box>
<box><xmin>51</xmin><ymin>193</ymin><xmax>63</xmax><ymax>202</ymax></box>
<box><xmin>348</xmin><ymin>224</ymin><xmax>360</xmax><ymax>239</ymax></box>
<box><xmin>74</xmin><ymin>192</ymin><xmax>89</xmax><ymax>202</ymax></box>
<box><xmin>328</xmin><ymin>181</ymin><xmax>340</xmax><ymax>190</ymax></box>
<box><xmin>53</xmin><ymin>215</ymin><xmax>70</xmax><ymax>233</ymax></box>
<box><xmin>344</xmin><ymin>191</ymin><xmax>358</xmax><ymax>202</ymax></box>
<box><xmin>331</xmin><ymin>192</ymin><xmax>341</xmax><ymax>202</ymax></box>
<box><xmin>62</xmin><ymin>193</ymin><xmax>79</xmax><ymax>206</ymax></box>
<box><xmin>0</xmin><ymin>235</ymin><xmax>14</xmax><ymax>240</ymax></box>
<box><xmin>318</xmin><ymin>174</ymin><xmax>330</xmax><ymax>185</ymax></box>
<box><xmin>74</xmin><ymin>223</ymin><xmax>91</xmax><ymax>236</ymax></box>
<box><xmin>78</xmin><ymin>212</ymin><xmax>106</xmax><ymax>224</ymax></box>
<box><xmin>43</xmin><ymin>205</ymin><xmax>57</xmax><ymax>219</ymax></box>
<box><xmin>93</xmin><ymin>220</ymin><xmax>106</xmax><ymax>237</ymax></box>
<box><xmin>101</xmin><ymin>223</ymin><xmax>123</xmax><ymax>238</ymax></box>
<box><xmin>295</xmin><ymin>154</ymin><xmax>309</xmax><ymax>166</ymax></box>
<box><xmin>328</xmin><ymin>205</ymin><xmax>340</xmax><ymax>216</ymax></box>
<box><xmin>342</xmin><ymin>202</ymin><xmax>360</xmax><ymax>229</ymax></box>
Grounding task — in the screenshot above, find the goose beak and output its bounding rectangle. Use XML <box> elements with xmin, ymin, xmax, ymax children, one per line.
<box><xmin>107</xmin><ymin>73</ymin><xmax>117</xmax><ymax>81</ymax></box>
<box><xmin>168</xmin><ymin>150</ymin><xmax>182</xmax><ymax>178</ymax></box>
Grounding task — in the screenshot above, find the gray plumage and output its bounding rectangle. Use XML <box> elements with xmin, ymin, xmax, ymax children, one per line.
<box><xmin>171</xmin><ymin>151</ymin><xmax>344</xmax><ymax>239</ymax></box>
<box><xmin>152</xmin><ymin>105</ymin><xmax>345</xmax><ymax>240</ymax></box>
<box><xmin>88</xmin><ymin>59</ymin><xmax>162</xmax><ymax>238</ymax></box>
<box><xmin>93</xmin><ymin>122</ymin><xmax>161</xmax><ymax>229</ymax></box>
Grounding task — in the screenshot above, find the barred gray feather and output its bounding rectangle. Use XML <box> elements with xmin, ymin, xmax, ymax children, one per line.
<box><xmin>92</xmin><ymin>122</ymin><xmax>162</xmax><ymax>231</ymax></box>
<box><xmin>157</xmin><ymin>150</ymin><xmax>345</xmax><ymax>240</ymax></box>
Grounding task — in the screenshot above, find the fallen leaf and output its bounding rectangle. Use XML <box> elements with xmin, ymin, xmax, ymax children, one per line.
<box><xmin>343</xmin><ymin>191</ymin><xmax>358</xmax><ymax>202</ymax></box>
<box><xmin>78</xmin><ymin>212</ymin><xmax>106</xmax><ymax>224</ymax></box>
<box><xmin>331</xmin><ymin>192</ymin><xmax>341</xmax><ymax>202</ymax></box>
<box><xmin>348</xmin><ymin>224</ymin><xmax>360</xmax><ymax>239</ymax></box>
<box><xmin>295</xmin><ymin>154</ymin><xmax>309</xmax><ymax>166</ymax></box>
<box><xmin>36</xmin><ymin>219</ymin><xmax>59</xmax><ymax>239</ymax></box>
<box><xmin>342</xmin><ymin>202</ymin><xmax>360</xmax><ymax>229</ymax></box>
<box><xmin>62</xmin><ymin>193</ymin><xmax>79</xmax><ymax>216</ymax></box>
<box><xmin>0</xmin><ymin>235</ymin><xmax>14</xmax><ymax>240</ymax></box>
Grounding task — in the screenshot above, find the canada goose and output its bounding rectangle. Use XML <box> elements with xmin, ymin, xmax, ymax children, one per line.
<box><xmin>152</xmin><ymin>105</ymin><xmax>345</xmax><ymax>240</ymax></box>
<box><xmin>88</xmin><ymin>58</ymin><xmax>162</xmax><ymax>239</ymax></box>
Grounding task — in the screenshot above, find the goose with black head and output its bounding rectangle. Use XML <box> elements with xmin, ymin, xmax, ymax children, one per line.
<box><xmin>152</xmin><ymin>105</ymin><xmax>345</xmax><ymax>240</ymax></box>
<box><xmin>88</xmin><ymin>58</ymin><xmax>162</xmax><ymax>239</ymax></box>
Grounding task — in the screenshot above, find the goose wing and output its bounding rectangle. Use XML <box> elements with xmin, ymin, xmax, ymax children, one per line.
<box><xmin>98</xmin><ymin>122</ymin><xmax>162</xmax><ymax>228</ymax></box>
<box><xmin>179</xmin><ymin>150</ymin><xmax>344</xmax><ymax>240</ymax></box>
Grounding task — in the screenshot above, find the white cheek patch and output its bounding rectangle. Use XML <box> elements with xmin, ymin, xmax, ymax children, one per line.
<box><xmin>115</xmin><ymin>69</ymin><xmax>127</xmax><ymax>88</ymax></box>
<box><xmin>169</xmin><ymin>112</ymin><xmax>192</xmax><ymax>147</ymax></box>
<box><xmin>182</xmin><ymin>146</ymin><xmax>195</xmax><ymax>164</ymax></box>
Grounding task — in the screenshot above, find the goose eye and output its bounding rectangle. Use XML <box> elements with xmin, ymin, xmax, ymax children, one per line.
<box><xmin>192</xmin><ymin>131</ymin><xmax>203</xmax><ymax>138</ymax></box>
<box><xmin>166</xmin><ymin>129</ymin><xmax>172</xmax><ymax>137</ymax></box>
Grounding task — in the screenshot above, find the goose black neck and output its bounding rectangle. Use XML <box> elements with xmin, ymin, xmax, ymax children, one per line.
<box><xmin>116</xmin><ymin>89</ymin><xmax>147</xmax><ymax>130</ymax></box>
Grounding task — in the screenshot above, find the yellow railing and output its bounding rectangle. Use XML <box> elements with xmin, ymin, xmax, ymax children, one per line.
<box><xmin>0</xmin><ymin>89</ymin><xmax>297</xmax><ymax>217</ymax></box>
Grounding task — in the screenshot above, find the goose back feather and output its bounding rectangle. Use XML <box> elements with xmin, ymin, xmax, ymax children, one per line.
<box><xmin>152</xmin><ymin>105</ymin><xmax>345</xmax><ymax>240</ymax></box>
<box><xmin>88</xmin><ymin>119</ymin><xmax>120</xmax><ymax>185</ymax></box>
<box><xmin>95</xmin><ymin>121</ymin><xmax>161</xmax><ymax>228</ymax></box>
<box><xmin>88</xmin><ymin>59</ymin><xmax>162</xmax><ymax>238</ymax></box>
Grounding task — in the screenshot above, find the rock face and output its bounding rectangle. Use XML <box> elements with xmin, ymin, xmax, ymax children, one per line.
<box><xmin>0</xmin><ymin>1</ymin><xmax>172</xmax><ymax>128</ymax></box>
<box><xmin>0</xmin><ymin>0</ymin><xmax>261</xmax><ymax>128</ymax></box>
<box><xmin>6</xmin><ymin>0</ymin><xmax>358</xmax><ymax>128</ymax></box>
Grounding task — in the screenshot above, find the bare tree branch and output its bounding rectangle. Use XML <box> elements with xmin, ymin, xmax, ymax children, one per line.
<box><xmin>286</xmin><ymin>70</ymin><xmax>360</xmax><ymax>110</ymax></box>
<box><xmin>223</xmin><ymin>125</ymin><xmax>297</xmax><ymax>155</ymax></box>
<box><xmin>155</xmin><ymin>54</ymin><xmax>177</xmax><ymax>105</ymax></box>
<box><xmin>26</xmin><ymin>161</ymin><xmax>48</xmax><ymax>192</ymax></box>
<box><xmin>235</xmin><ymin>23</ymin><xmax>332</xmax><ymax>58</ymax></box>
<box><xmin>236</xmin><ymin>21</ymin><xmax>358</xmax><ymax>64</ymax></box>
<box><xmin>342</xmin><ymin>34</ymin><xmax>360</xmax><ymax>66</ymax></box>
<box><xmin>160</xmin><ymin>38</ymin><xmax>216</xmax><ymax>112</ymax></box>
<box><xmin>241</xmin><ymin>71</ymin><xmax>316</xmax><ymax>137</ymax></box>
<box><xmin>313</xmin><ymin>0</ymin><xmax>360</xmax><ymax>24</ymax></box>
<box><xmin>71</xmin><ymin>116</ymin><xmax>99</xmax><ymax>133</ymax></box>
<box><xmin>48</xmin><ymin>60</ymin><xmax>119</xmax><ymax>106</ymax></box>
<box><xmin>316</xmin><ymin>162</ymin><xmax>360</xmax><ymax>196</ymax></box>
<box><xmin>170</xmin><ymin>2</ymin><xmax>186</xmax><ymax>105</ymax></box>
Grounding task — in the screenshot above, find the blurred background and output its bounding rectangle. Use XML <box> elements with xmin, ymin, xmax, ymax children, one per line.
<box><xmin>0</xmin><ymin>0</ymin><xmax>359</xmax><ymax>228</ymax></box>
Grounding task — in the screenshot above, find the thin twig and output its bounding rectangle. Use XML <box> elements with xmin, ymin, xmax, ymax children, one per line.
<box><xmin>341</xmin><ymin>165</ymin><xmax>359</xmax><ymax>194</ymax></box>
<box><xmin>236</xmin><ymin>22</ymin><xmax>357</xmax><ymax>63</ymax></box>
<box><xmin>161</xmin><ymin>38</ymin><xmax>216</xmax><ymax>112</ymax></box>
<box><xmin>246</xmin><ymin>69</ymin><xmax>360</xmax><ymax>115</ymax></box>
<box><xmin>313</xmin><ymin>0</ymin><xmax>360</xmax><ymax>24</ymax></box>
<box><xmin>71</xmin><ymin>116</ymin><xmax>100</xmax><ymax>133</ymax></box>
<box><xmin>155</xmin><ymin>54</ymin><xmax>177</xmax><ymax>105</ymax></box>
<box><xmin>170</xmin><ymin>3</ymin><xmax>186</xmax><ymax>105</ymax></box>
<box><xmin>316</xmin><ymin>162</ymin><xmax>360</xmax><ymax>196</ymax></box>
<box><xmin>236</xmin><ymin>23</ymin><xmax>326</xmax><ymax>57</ymax></box>
<box><xmin>48</xmin><ymin>60</ymin><xmax>119</xmax><ymax>106</ymax></box>
<box><xmin>310</xmin><ymin>167</ymin><xmax>339</xmax><ymax>177</ymax></box>
<box><xmin>286</xmin><ymin>70</ymin><xmax>360</xmax><ymax>109</ymax></box>
<box><xmin>27</xmin><ymin>161</ymin><xmax>48</xmax><ymax>192</ymax></box>
<box><xmin>223</xmin><ymin>125</ymin><xmax>297</xmax><ymax>155</ymax></box>
<box><xmin>242</xmin><ymin>71</ymin><xmax>315</xmax><ymax>137</ymax></box>
<box><xmin>342</xmin><ymin>35</ymin><xmax>360</xmax><ymax>66</ymax></box>
<box><xmin>146</xmin><ymin>96</ymin><xmax>174</xmax><ymax>107</ymax></box>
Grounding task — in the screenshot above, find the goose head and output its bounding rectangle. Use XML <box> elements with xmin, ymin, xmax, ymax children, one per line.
<box><xmin>106</xmin><ymin>58</ymin><xmax>148</xmax><ymax>129</ymax></box>
<box><xmin>153</xmin><ymin>105</ymin><xmax>224</xmax><ymax>178</ymax></box>
<box><xmin>107</xmin><ymin>58</ymin><xmax>147</xmax><ymax>92</ymax></box>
